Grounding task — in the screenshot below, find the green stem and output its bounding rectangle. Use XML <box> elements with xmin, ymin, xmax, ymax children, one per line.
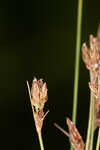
<box><xmin>85</xmin><ymin>98</ymin><xmax>92</xmax><ymax>150</ymax></box>
<box><xmin>96</xmin><ymin>128</ymin><xmax>100</xmax><ymax>150</ymax></box>
<box><xmin>72</xmin><ymin>0</ymin><xmax>83</xmax><ymax>124</ymax></box>
<box><xmin>71</xmin><ymin>1</ymin><xmax>83</xmax><ymax>150</ymax></box>
<box><xmin>38</xmin><ymin>134</ymin><xmax>45</xmax><ymax>150</ymax></box>
<box><xmin>90</xmin><ymin>96</ymin><xmax>94</xmax><ymax>150</ymax></box>
<box><xmin>85</xmin><ymin>94</ymin><xmax>94</xmax><ymax>150</ymax></box>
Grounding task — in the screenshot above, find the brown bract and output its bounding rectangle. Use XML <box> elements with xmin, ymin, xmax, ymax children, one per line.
<box><xmin>66</xmin><ymin>118</ymin><xmax>85</xmax><ymax>150</ymax></box>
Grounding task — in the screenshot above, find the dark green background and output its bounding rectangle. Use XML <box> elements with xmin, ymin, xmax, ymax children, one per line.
<box><xmin>0</xmin><ymin>0</ymin><xmax>100</xmax><ymax>149</ymax></box>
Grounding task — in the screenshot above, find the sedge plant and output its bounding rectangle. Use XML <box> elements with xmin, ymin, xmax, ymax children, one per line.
<box><xmin>54</xmin><ymin>26</ymin><xmax>100</xmax><ymax>150</ymax></box>
<box><xmin>26</xmin><ymin>1</ymin><xmax>100</xmax><ymax>150</ymax></box>
<box><xmin>26</xmin><ymin>29</ymin><xmax>100</xmax><ymax>150</ymax></box>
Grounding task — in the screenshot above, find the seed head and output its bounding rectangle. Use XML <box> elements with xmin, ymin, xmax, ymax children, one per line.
<box><xmin>82</xmin><ymin>26</ymin><xmax>100</xmax><ymax>72</ymax></box>
<box><xmin>27</xmin><ymin>78</ymin><xmax>48</xmax><ymax>135</ymax></box>
<box><xmin>66</xmin><ymin>118</ymin><xmax>85</xmax><ymax>150</ymax></box>
<box><xmin>31</xmin><ymin>78</ymin><xmax>48</xmax><ymax>112</ymax></box>
<box><xmin>82</xmin><ymin>25</ymin><xmax>100</xmax><ymax>131</ymax></box>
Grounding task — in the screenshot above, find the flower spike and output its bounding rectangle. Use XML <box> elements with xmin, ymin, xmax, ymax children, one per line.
<box><xmin>27</xmin><ymin>78</ymin><xmax>48</xmax><ymax>136</ymax></box>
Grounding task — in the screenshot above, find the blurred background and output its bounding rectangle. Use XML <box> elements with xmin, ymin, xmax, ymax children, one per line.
<box><xmin>0</xmin><ymin>0</ymin><xmax>100</xmax><ymax>149</ymax></box>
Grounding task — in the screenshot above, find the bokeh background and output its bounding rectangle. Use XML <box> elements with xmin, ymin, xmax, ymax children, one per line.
<box><xmin>0</xmin><ymin>0</ymin><xmax>100</xmax><ymax>149</ymax></box>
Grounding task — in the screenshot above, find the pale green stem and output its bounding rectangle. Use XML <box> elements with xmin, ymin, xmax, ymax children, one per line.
<box><xmin>89</xmin><ymin>96</ymin><xmax>94</xmax><ymax>150</ymax></box>
<box><xmin>85</xmin><ymin>99</ymin><xmax>92</xmax><ymax>150</ymax></box>
<box><xmin>72</xmin><ymin>0</ymin><xmax>83</xmax><ymax>124</ymax></box>
<box><xmin>38</xmin><ymin>134</ymin><xmax>45</xmax><ymax>150</ymax></box>
<box><xmin>71</xmin><ymin>0</ymin><xmax>83</xmax><ymax>149</ymax></box>
<box><xmin>85</xmin><ymin>94</ymin><xmax>94</xmax><ymax>150</ymax></box>
<box><xmin>96</xmin><ymin>128</ymin><xmax>100</xmax><ymax>150</ymax></box>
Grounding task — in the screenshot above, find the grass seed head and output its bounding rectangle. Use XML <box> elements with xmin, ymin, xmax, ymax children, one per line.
<box><xmin>66</xmin><ymin>118</ymin><xmax>85</xmax><ymax>150</ymax></box>
<box><xmin>27</xmin><ymin>77</ymin><xmax>48</xmax><ymax>135</ymax></box>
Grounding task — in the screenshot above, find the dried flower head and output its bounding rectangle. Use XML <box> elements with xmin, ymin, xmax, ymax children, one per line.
<box><xmin>82</xmin><ymin>25</ymin><xmax>100</xmax><ymax>72</ymax></box>
<box><xmin>27</xmin><ymin>78</ymin><xmax>48</xmax><ymax>135</ymax></box>
<box><xmin>31</xmin><ymin>78</ymin><xmax>48</xmax><ymax>111</ymax></box>
<box><xmin>66</xmin><ymin>118</ymin><xmax>85</xmax><ymax>150</ymax></box>
<box><xmin>82</xmin><ymin>26</ymin><xmax>100</xmax><ymax>130</ymax></box>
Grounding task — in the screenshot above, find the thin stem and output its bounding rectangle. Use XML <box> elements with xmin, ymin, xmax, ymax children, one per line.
<box><xmin>38</xmin><ymin>134</ymin><xmax>45</xmax><ymax>150</ymax></box>
<box><xmin>85</xmin><ymin>100</ymin><xmax>92</xmax><ymax>150</ymax></box>
<box><xmin>96</xmin><ymin>128</ymin><xmax>100</xmax><ymax>150</ymax></box>
<box><xmin>71</xmin><ymin>0</ymin><xmax>83</xmax><ymax>149</ymax></box>
<box><xmin>54</xmin><ymin>123</ymin><xmax>69</xmax><ymax>137</ymax></box>
<box><xmin>85</xmin><ymin>94</ymin><xmax>94</xmax><ymax>150</ymax></box>
<box><xmin>72</xmin><ymin>0</ymin><xmax>83</xmax><ymax>124</ymax></box>
<box><xmin>90</xmin><ymin>96</ymin><xmax>94</xmax><ymax>150</ymax></box>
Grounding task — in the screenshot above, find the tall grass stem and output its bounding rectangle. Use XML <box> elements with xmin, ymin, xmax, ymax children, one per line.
<box><xmin>72</xmin><ymin>0</ymin><xmax>83</xmax><ymax>124</ymax></box>
<box><xmin>71</xmin><ymin>1</ymin><xmax>83</xmax><ymax>149</ymax></box>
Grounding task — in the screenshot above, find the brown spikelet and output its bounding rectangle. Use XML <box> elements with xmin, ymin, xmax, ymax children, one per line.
<box><xmin>82</xmin><ymin>25</ymin><xmax>100</xmax><ymax>130</ymax></box>
<box><xmin>27</xmin><ymin>78</ymin><xmax>48</xmax><ymax>135</ymax></box>
<box><xmin>66</xmin><ymin>118</ymin><xmax>85</xmax><ymax>150</ymax></box>
<box><xmin>82</xmin><ymin>27</ymin><xmax>100</xmax><ymax>72</ymax></box>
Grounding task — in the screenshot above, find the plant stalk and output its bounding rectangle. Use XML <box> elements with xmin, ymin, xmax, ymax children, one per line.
<box><xmin>72</xmin><ymin>0</ymin><xmax>83</xmax><ymax>124</ymax></box>
<box><xmin>38</xmin><ymin>134</ymin><xmax>45</xmax><ymax>150</ymax></box>
<box><xmin>71</xmin><ymin>0</ymin><xmax>83</xmax><ymax>149</ymax></box>
<box><xmin>71</xmin><ymin>1</ymin><xmax>83</xmax><ymax>149</ymax></box>
<box><xmin>89</xmin><ymin>96</ymin><xmax>94</xmax><ymax>150</ymax></box>
<box><xmin>96</xmin><ymin>128</ymin><xmax>100</xmax><ymax>150</ymax></box>
<box><xmin>85</xmin><ymin>94</ymin><xmax>94</xmax><ymax>150</ymax></box>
